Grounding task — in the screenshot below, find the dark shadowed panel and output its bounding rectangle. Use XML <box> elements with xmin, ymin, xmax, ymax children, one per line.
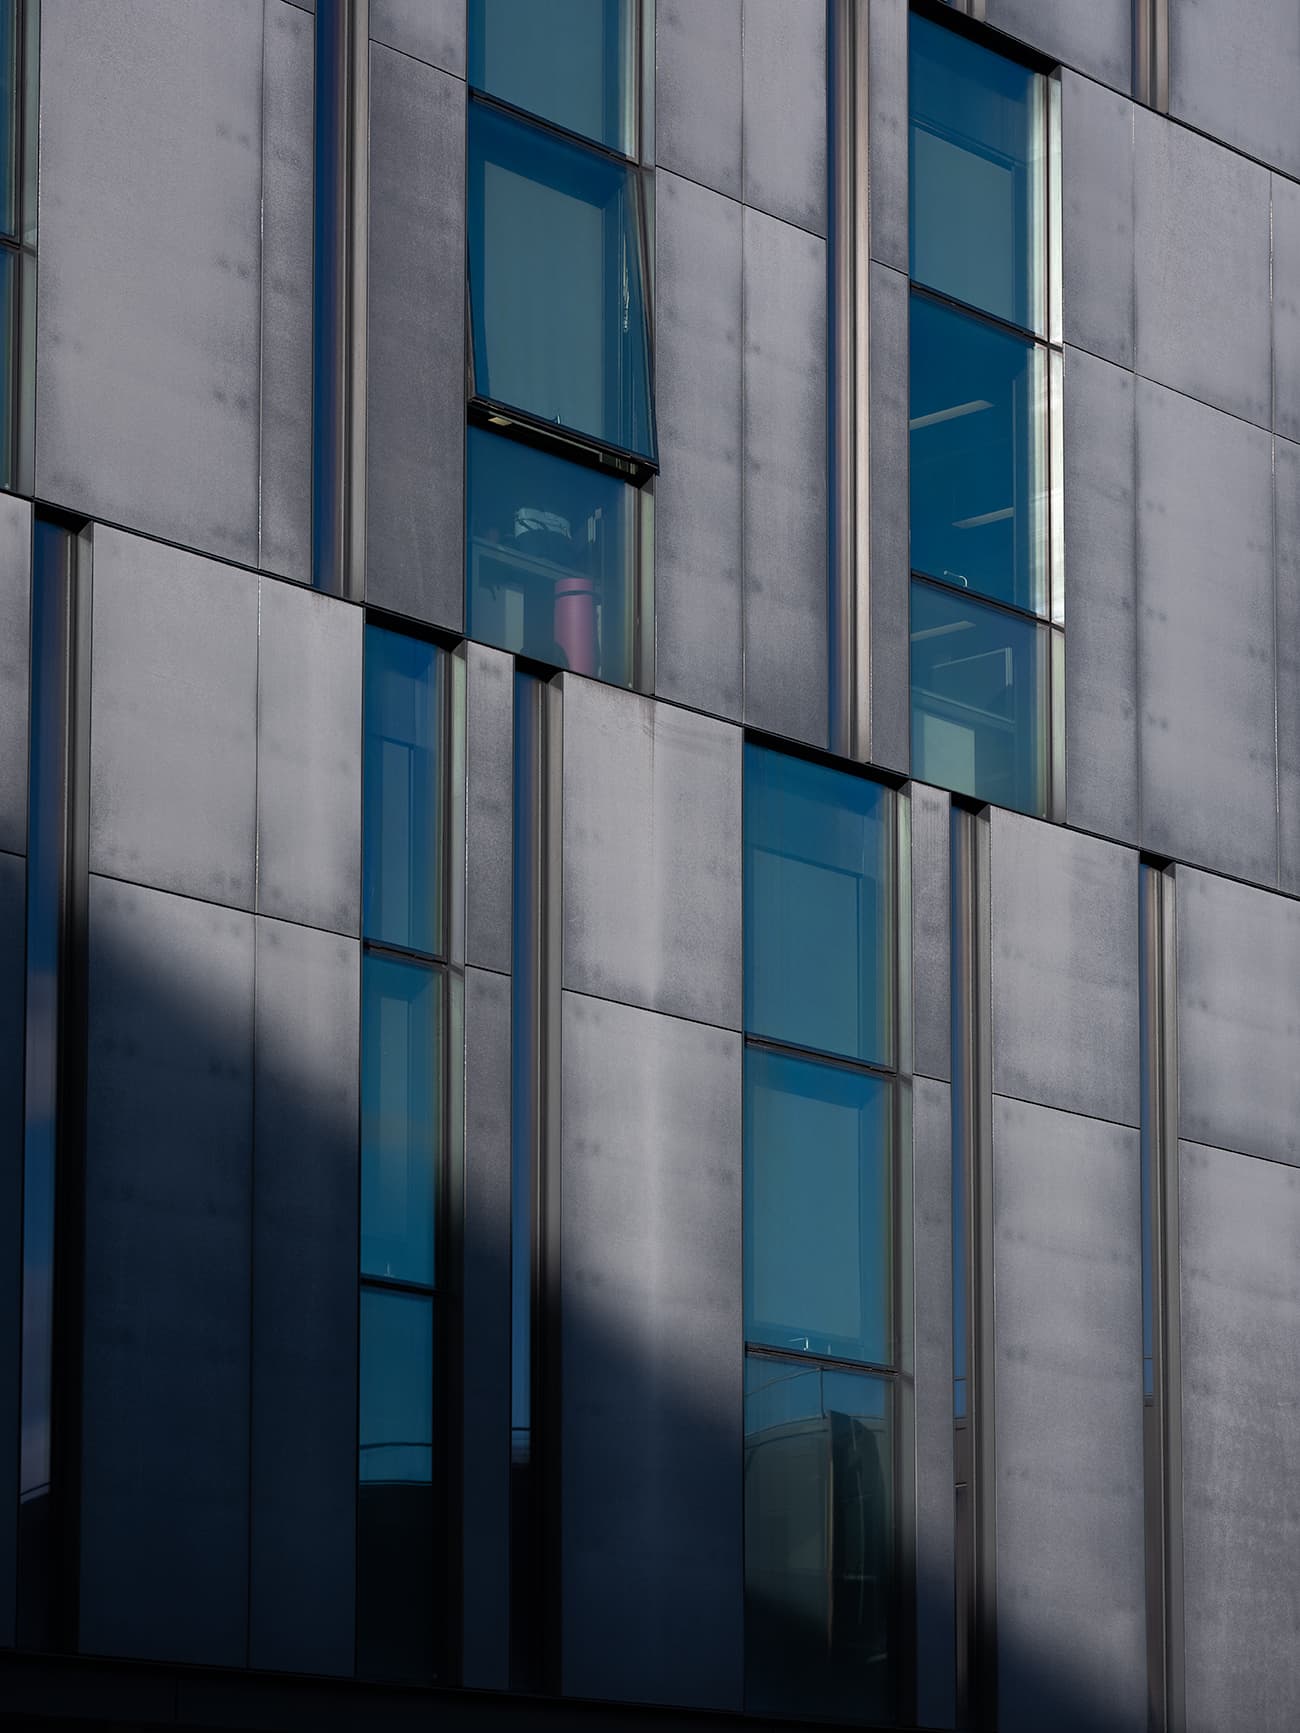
<box><xmin>0</xmin><ymin>850</ymin><xmax>24</xmax><ymax>1645</ymax></box>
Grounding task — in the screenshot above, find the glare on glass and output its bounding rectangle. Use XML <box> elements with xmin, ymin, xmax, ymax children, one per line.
<box><xmin>469</xmin><ymin>0</ymin><xmax>635</xmax><ymax>155</ymax></box>
<box><xmin>359</xmin><ymin>1287</ymin><xmax>434</xmax><ymax>1485</ymax></box>
<box><xmin>361</xmin><ymin>954</ymin><xmax>441</xmax><ymax>1287</ymax></box>
<box><xmin>363</xmin><ymin>627</ymin><xmax>443</xmax><ymax>956</ymax></box>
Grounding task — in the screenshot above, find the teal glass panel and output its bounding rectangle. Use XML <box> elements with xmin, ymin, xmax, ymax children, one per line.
<box><xmin>468</xmin><ymin>100</ymin><xmax>655</xmax><ymax>461</ymax></box>
<box><xmin>910</xmin><ymin>578</ymin><xmax>1049</xmax><ymax>818</ymax></box>
<box><xmin>744</xmin><ymin>746</ymin><xmax>893</xmax><ymax>1066</ymax></box>
<box><xmin>910</xmin><ymin>11</ymin><xmax>1043</xmax><ymax>333</ymax></box>
<box><xmin>745</xmin><ymin>1048</ymin><xmax>892</xmax><ymax>1367</ymax></box>
<box><xmin>469</xmin><ymin>0</ymin><xmax>635</xmax><ymax>155</ymax></box>
<box><xmin>910</xmin><ymin>292</ymin><xmax>1046</xmax><ymax>615</ymax></box>
<box><xmin>744</xmin><ymin>1355</ymin><xmax>894</xmax><ymax>1722</ymax></box>
<box><xmin>359</xmin><ymin>1286</ymin><xmax>434</xmax><ymax>1484</ymax></box>
<box><xmin>363</xmin><ymin>626</ymin><xmax>443</xmax><ymax>955</ymax></box>
<box><xmin>361</xmin><ymin>954</ymin><xmax>441</xmax><ymax>1286</ymax></box>
<box><xmin>467</xmin><ymin>425</ymin><xmax>634</xmax><ymax>685</ymax></box>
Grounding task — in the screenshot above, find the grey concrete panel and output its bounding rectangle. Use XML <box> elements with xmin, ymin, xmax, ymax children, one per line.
<box><xmin>461</xmin><ymin>967</ymin><xmax>511</xmax><ymax>1691</ymax></box>
<box><xmin>868</xmin><ymin>262</ymin><xmax>910</xmax><ymax>773</ymax></box>
<box><xmin>1277</xmin><ymin>438</ymin><xmax>1300</xmax><ymax>893</ymax></box>
<box><xmin>985</xmin><ymin>0</ymin><xmax>1130</xmax><ymax>89</ymax></box>
<box><xmin>655</xmin><ymin>0</ymin><xmax>741</xmax><ymax>199</ymax></box>
<box><xmin>1179</xmin><ymin>1140</ymin><xmax>1300</xmax><ymax>1733</ymax></box>
<box><xmin>256</xmin><ymin>577</ymin><xmax>362</xmax><ymax>936</ymax></box>
<box><xmin>990</xmin><ymin>811</ymin><xmax>1139</xmax><ymax>1127</ymax></box>
<box><xmin>654</xmin><ymin>172</ymin><xmax>743</xmax><ymax>720</ymax></box>
<box><xmin>371</xmin><ymin>0</ymin><xmax>465</xmax><ymax>75</ymax></box>
<box><xmin>81</xmin><ymin>876</ymin><xmax>254</xmax><ymax>1666</ymax></box>
<box><xmin>1061</xmin><ymin>72</ymin><xmax>1134</xmax><ymax>372</ymax></box>
<box><xmin>741</xmin><ymin>0</ymin><xmax>827</xmax><ymax>236</ymax></box>
<box><xmin>1175</xmin><ymin>868</ymin><xmax>1300</xmax><ymax>1167</ymax></box>
<box><xmin>560</xmin><ymin>991</ymin><xmax>743</xmax><ymax>1710</ymax></box>
<box><xmin>867</xmin><ymin>0</ymin><xmax>908</xmax><ymax>272</ymax></box>
<box><xmin>249</xmin><ymin>917</ymin><xmax>359</xmax><ymax>1676</ymax></box>
<box><xmin>1136</xmin><ymin>382</ymin><xmax>1275</xmax><ymax>884</ymax></box>
<box><xmin>561</xmin><ymin>678</ymin><xmax>742</xmax><ymax>1030</ymax></box>
<box><xmin>992</xmin><ymin>1096</ymin><xmax>1146</xmax><ymax>1733</ymax></box>
<box><xmin>465</xmin><ymin>642</ymin><xmax>514</xmax><ymax>975</ymax></box>
<box><xmin>1134</xmin><ymin>109</ymin><xmax>1271</xmax><ymax>429</ymax></box>
<box><xmin>259</xmin><ymin>1</ymin><xmax>314</xmax><ymax>585</ymax></box>
<box><xmin>910</xmin><ymin>783</ymin><xmax>950</xmax><ymax>1083</ymax></box>
<box><xmin>366</xmin><ymin>48</ymin><xmax>465</xmax><ymax>630</ymax></box>
<box><xmin>742</xmin><ymin>208</ymin><xmax>828</xmax><ymax>748</ymax></box>
<box><xmin>88</xmin><ymin>527</ymin><xmax>259</xmax><ymax>909</ymax></box>
<box><xmin>1064</xmin><ymin>349</ymin><xmax>1138</xmax><ymax>843</ymax></box>
<box><xmin>36</xmin><ymin>1</ymin><xmax>263</xmax><ymax>566</ymax></box>
<box><xmin>1273</xmin><ymin>178</ymin><xmax>1300</xmax><ymax>444</ymax></box>
<box><xmin>1170</xmin><ymin>0</ymin><xmax>1300</xmax><ymax>182</ymax></box>
<box><xmin>0</xmin><ymin>495</ymin><xmax>30</xmax><ymax>856</ymax></box>
<box><xmin>0</xmin><ymin>852</ymin><xmax>24</xmax><ymax>1647</ymax></box>
<box><xmin>912</xmin><ymin>1077</ymin><xmax>954</xmax><ymax>1730</ymax></box>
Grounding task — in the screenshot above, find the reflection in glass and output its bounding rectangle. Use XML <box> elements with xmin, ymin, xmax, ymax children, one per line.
<box><xmin>468</xmin><ymin>100</ymin><xmax>655</xmax><ymax>461</ymax></box>
<box><xmin>467</xmin><ymin>425</ymin><xmax>634</xmax><ymax>685</ymax></box>
<box><xmin>745</xmin><ymin>1048</ymin><xmax>891</xmax><ymax>1367</ymax></box>
<box><xmin>363</xmin><ymin>626</ymin><xmax>443</xmax><ymax>955</ymax></box>
<box><xmin>469</xmin><ymin>0</ymin><xmax>635</xmax><ymax>155</ymax></box>
<box><xmin>909</xmin><ymin>11</ymin><xmax>1043</xmax><ymax>333</ymax></box>
<box><xmin>744</xmin><ymin>1355</ymin><xmax>894</xmax><ymax>1722</ymax></box>
<box><xmin>361</xmin><ymin>954</ymin><xmax>441</xmax><ymax>1286</ymax></box>
<box><xmin>910</xmin><ymin>293</ymin><xmax>1046</xmax><ymax>616</ymax></box>
<box><xmin>911</xmin><ymin>579</ymin><xmax>1048</xmax><ymax>818</ymax></box>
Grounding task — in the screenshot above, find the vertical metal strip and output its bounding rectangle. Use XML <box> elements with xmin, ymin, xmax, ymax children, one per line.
<box><xmin>346</xmin><ymin>0</ymin><xmax>369</xmax><ymax>600</ymax></box>
<box><xmin>1159</xmin><ymin>868</ymin><xmax>1184</xmax><ymax>1733</ymax></box>
<box><xmin>894</xmin><ymin>789</ymin><xmax>917</xmax><ymax>1728</ymax></box>
<box><xmin>538</xmin><ymin>675</ymin><xmax>564</xmax><ymax>1694</ymax></box>
<box><xmin>442</xmin><ymin>649</ymin><xmax>468</xmax><ymax>1679</ymax></box>
<box><xmin>970</xmin><ymin>809</ymin><xmax>996</xmax><ymax>1730</ymax></box>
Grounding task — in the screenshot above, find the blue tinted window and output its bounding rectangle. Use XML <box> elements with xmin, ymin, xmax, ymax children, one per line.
<box><xmin>469</xmin><ymin>0</ymin><xmax>634</xmax><ymax>155</ymax></box>
<box><xmin>911</xmin><ymin>578</ymin><xmax>1048</xmax><ymax>817</ymax></box>
<box><xmin>745</xmin><ymin>1048</ymin><xmax>892</xmax><ymax>1367</ymax></box>
<box><xmin>468</xmin><ymin>100</ymin><xmax>655</xmax><ymax>461</ymax></box>
<box><xmin>744</xmin><ymin>747</ymin><xmax>893</xmax><ymax>1066</ymax></box>
<box><xmin>467</xmin><ymin>425</ymin><xmax>634</xmax><ymax>684</ymax></box>
<box><xmin>363</xmin><ymin>627</ymin><xmax>442</xmax><ymax>955</ymax></box>
<box><xmin>361</xmin><ymin>954</ymin><xmax>441</xmax><ymax>1287</ymax></box>
<box><xmin>360</xmin><ymin>1287</ymin><xmax>434</xmax><ymax>1484</ymax></box>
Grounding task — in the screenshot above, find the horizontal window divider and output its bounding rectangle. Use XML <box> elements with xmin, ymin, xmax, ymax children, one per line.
<box><xmin>360</xmin><ymin>938</ymin><xmax>448</xmax><ymax>970</ymax></box>
<box><xmin>743</xmin><ymin>1031</ymin><xmax>898</xmax><ymax>1082</ymax></box>
<box><xmin>359</xmin><ymin>1272</ymin><xmax>440</xmax><ymax>1300</ymax></box>
<box><xmin>465</xmin><ymin>83</ymin><xmax>643</xmax><ymax>171</ymax></box>
<box><xmin>907</xmin><ymin>278</ymin><xmax>1054</xmax><ymax>353</ymax></box>
<box><xmin>745</xmin><ymin>1343</ymin><xmax>899</xmax><ymax>1381</ymax></box>
<box><xmin>468</xmin><ymin>395</ymin><xmax>657</xmax><ymax>483</ymax></box>
<box><xmin>909</xmin><ymin>568</ymin><xmax>1053</xmax><ymax>631</ymax></box>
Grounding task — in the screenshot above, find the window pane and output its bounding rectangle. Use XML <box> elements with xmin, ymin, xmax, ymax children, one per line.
<box><xmin>744</xmin><ymin>1355</ymin><xmax>894</xmax><ymax>1722</ymax></box>
<box><xmin>910</xmin><ymin>578</ymin><xmax>1049</xmax><ymax>818</ymax></box>
<box><xmin>362</xmin><ymin>954</ymin><xmax>441</xmax><ymax>1287</ymax></box>
<box><xmin>910</xmin><ymin>293</ymin><xmax>1047</xmax><ymax>616</ymax></box>
<box><xmin>745</xmin><ymin>1048</ymin><xmax>892</xmax><ymax>1367</ymax></box>
<box><xmin>468</xmin><ymin>101</ymin><xmax>655</xmax><ymax>461</ymax></box>
<box><xmin>467</xmin><ymin>425</ymin><xmax>635</xmax><ymax>685</ymax></box>
<box><xmin>744</xmin><ymin>747</ymin><xmax>893</xmax><ymax>1066</ymax></box>
<box><xmin>909</xmin><ymin>12</ymin><xmax>1043</xmax><ymax>333</ymax></box>
<box><xmin>363</xmin><ymin>626</ymin><xmax>442</xmax><ymax>955</ymax></box>
<box><xmin>469</xmin><ymin>0</ymin><xmax>635</xmax><ymax>155</ymax></box>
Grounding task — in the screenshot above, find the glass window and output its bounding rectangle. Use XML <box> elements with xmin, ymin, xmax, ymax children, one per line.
<box><xmin>360</xmin><ymin>1287</ymin><xmax>434</xmax><ymax>1485</ymax></box>
<box><xmin>361</xmin><ymin>954</ymin><xmax>441</xmax><ymax>1287</ymax></box>
<box><xmin>469</xmin><ymin>0</ymin><xmax>635</xmax><ymax>156</ymax></box>
<box><xmin>363</xmin><ymin>626</ymin><xmax>443</xmax><ymax>956</ymax></box>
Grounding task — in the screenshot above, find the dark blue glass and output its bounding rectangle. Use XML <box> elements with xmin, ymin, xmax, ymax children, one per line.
<box><xmin>468</xmin><ymin>100</ymin><xmax>655</xmax><ymax>461</ymax></box>
<box><xmin>361</xmin><ymin>954</ymin><xmax>441</xmax><ymax>1287</ymax></box>
<box><xmin>744</xmin><ymin>1354</ymin><xmax>894</xmax><ymax>1722</ymax></box>
<box><xmin>467</xmin><ymin>425</ymin><xmax>634</xmax><ymax>684</ymax></box>
<box><xmin>744</xmin><ymin>747</ymin><xmax>893</xmax><ymax>1066</ymax></box>
<box><xmin>910</xmin><ymin>12</ymin><xmax>1043</xmax><ymax>333</ymax></box>
<box><xmin>745</xmin><ymin>1048</ymin><xmax>892</xmax><ymax>1367</ymax></box>
<box><xmin>363</xmin><ymin>626</ymin><xmax>443</xmax><ymax>955</ymax></box>
<box><xmin>360</xmin><ymin>1287</ymin><xmax>434</xmax><ymax>1484</ymax></box>
<box><xmin>469</xmin><ymin>0</ymin><xmax>634</xmax><ymax>155</ymax></box>
<box><xmin>911</xmin><ymin>578</ymin><xmax>1048</xmax><ymax>817</ymax></box>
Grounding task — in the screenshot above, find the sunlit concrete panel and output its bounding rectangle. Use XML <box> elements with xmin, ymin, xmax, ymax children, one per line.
<box><xmin>985</xmin><ymin>0</ymin><xmax>1130</xmax><ymax>89</ymax></box>
<box><xmin>561</xmin><ymin>991</ymin><xmax>742</xmax><ymax>1710</ymax></box>
<box><xmin>1272</xmin><ymin>179</ymin><xmax>1300</xmax><ymax>445</ymax></box>
<box><xmin>36</xmin><ymin>1</ymin><xmax>263</xmax><ymax>566</ymax></box>
<box><xmin>867</xmin><ymin>0</ymin><xmax>908</xmax><ymax>272</ymax></box>
<box><xmin>992</xmin><ymin>1096</ymin><xmax>1145</xmax><ymax>1733</ymax></box>
<box><xmin>0</xmin><ymin>495</ymin><xmax>29</xmax><ymax>857</ymax></box>
<box><xmin>249</xmin><ymin>918</ymin><xmax>358</xmax><ymax>1676</ymax></box>
<box><xmin>742</xmin><ymin>0</ymin><xmax>826</xmax><ymax>236</ymax></box>
<box><xmin>371</xmin><ymin>0</ymin><xmax>466</xmax><ymax>75</ymax></box>
<box><xmin>912</xmin><ymin>1077</ymin><xmax>954</xmax><ymax>1729</ymax></box>
<box><xmin>465</xmin><ymin>642</ymin><xmax>513</xmax><ymax>976</ymax></box>
<box><xmin>1134</xmin><ymin>109</ymin><xmax>1271</xmax><ymax>430</ymax></box>
<box><xmin>1136</xmin><ymin>382</ymin><xmax>1275</xmax><ymax>884</ymax></box>
<box><xmin>1061</xmin><ymin>73</ymin><xmax>1134</xmax><ymax>371</ymax></box>
<box><xmin>561</xmin><ymin>678</ymin><xmax>742</xmax><ymax>1029</ymax></box>
<box><xmin>868</xmin><ymin>262</ymin><xmax>910</xmax><ymax>774</ymax></box>
<box><xmin>1180</xmin><ymin>1140</ymin><xmax>1300</xmax><ymax>1733</ymax></box>
<box><xmin>1064</xmin><ymin>349</ymin><xmax>1137</xmax><ymax>843</ymax></box>
<box><xmin>1276</xmin><ymin>439</ymin><xmax>1300</xmax><ymax>894</ymax></box>
<box><xmin>990</xmin><ymin>810</ymin><xmax>1139</xmax><ymax>1127</ymax></box>
<box><xmin>89</xmin><ymin>527</ymin><xmax>259</xmax><ymax>909</ymax></box>
<box><xmin>0</xmin><ymin>851</ymin><xmax>23</xmax><ymax>1647</ymax></box>
<box><xmin>654</xmin><ymin>172</ymin><xmax>743</xmax><ymax>720</ymax></box>
<box><xmin>257</xmin><ymin>578</ymin><xmax>362</xmax><ymax>936</ymax></box>
<box><xmin>656</xmin><ymin>0</ymin><xmax>741</xmax><ymax>199</ymax></box>
<box><xmin>366</xmin><ymin>47</ymin><xmax>465</xmax><ymax>630</ymax></box>
<box><xmin>1170</xmin><ymin>0</ymin><xmax>1300</xmax><ymax>182</ymax></box>
<box><xmin>81</xmin><ymin>876</ymin><xmax>254</xmax><ymax>1666</ymax></box>
<box><xmin>910</xmin><ymin>783</ymin><xmax>950</xmax><ymax>1083</ymax></box>
<box><xmin>742</xmin><ymin>208</ymin><xmax>828</xmax><ymax>748</ymax></box>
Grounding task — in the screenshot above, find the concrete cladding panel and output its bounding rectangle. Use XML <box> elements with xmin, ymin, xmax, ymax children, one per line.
<box><xmin>1060</xmin><ymin>73</ymin><xmax>1134</xmax><ymax>372</ymax></box>
<box><xmin>655</xmin><ymin>0</ymin><xmax>741</xmax><ymax>199</ymax></box>
<box><xmin>1134</xmin><ymin>108</ymin><xmax>1271</xmax><ymax>430</ymax></box>
<box><xmin>984</xmin><ymin>0</ymin><xmax>1130</xmax><ymax>89</ymax></box>
<box><xmin>1179</xmin><ymin>1140</ymin><xmax>1300</xmax><ymax>1733</ymax></box>
<box><xmin>741</xmin><ymin>0</ymin><xmax>827</xmax><ymax>236</ymax></box>
<box><xmin>81</xmin><ymin>875</ymin><xmax>254</xmax><ymax>1666</ymax></box>
<box><xmin>36</xmin><ymin>0</ymin><xmax>263</xmax><ymax>566</ymax></box>
<box><xmin>912</xmin><ymin>1076</ymin><xmax>954</xmax><ymax>1730</ymax></box>
<box><xmin>867</xmin><ymin>0</ymin><xmax>908</xmax><ymax>272</ymax></box>
<box><xmin>562</xmin><ymin>678</ymin><xmax>742</xmax><ymax>1029</ymax></box>
<box><xmin>990</xmin><ymin>809</ymin><xmax>1139</xmax><ymax>1127</ymax></box>
<box><xmin>992</xmin><ymin>1096</ymin><xmax>1146</xmax><ymax>1733</ymax></box>
<box><xmin>654</xmin><ymin>171</ymin><xmax>743</xmax><ymax>720</ymax></box>
<box><xmin>1136</xmin><ymin>381</ymin><xmax>1275</xmax><ymax>885</ymax></box>
<box><xmin>464</xmin><ymin>642</ymin><xmax>514</xmax><ymax>976</ymax></box>
<box><xmin>89</xmin><ymin>527</ymin><xmax>259</xmax><ymax>909</ymax></box>
<box><xmin>0</xmin><ymin>495</ymin><xmax>29</xmax><ymax>857</ymax></box>
<box><xmin>371</xmin><ymin>0</ymin><xmax>466</xmax><ymax>74</ymax></box>
<box><xmin>1276</xmin><ymin>437</ymin><xmax>1300</xmax><ymax>893</ymax></box>
<box><xmin>560</xmin><ymin>990</ymin><xmax>742</xmax><ymax>1710</ymax></box>
<box><xmin>1272</xmin><ymin>177</ymin><xmax>1300</xmax><ymax>446</ymax></box>
<box><xmin>910</xmin><ymin>782</ymin><xmax>950</xmax><ymax>1083</ymax></box>
<box><xmin>868</xmin><ymin>262</ymin><xmax>911</xmax><ymax>775</ymax></box>
<box><xmin>0</xmin><ymin>851</ymin><xmax>23</xmax><ymax>1646</ymax></box>
<box><xmin>1170</xmin><ymin>0</ymin><xmax>1300</xmax><ymax>181</ymax></box>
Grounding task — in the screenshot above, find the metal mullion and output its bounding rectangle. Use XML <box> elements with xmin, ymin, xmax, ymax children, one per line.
<box><xmin>360</xmin><ymin>1272</ymin><xmax>439</xmax><ymax>1302</ymax></box>
<box><xmin>466</xmin><ymin>84</ymin><xmax>642</xmax><ymax>171</ymax></box>
<box><xmin>744</xmin><ymin>1343</ymin><xmax>899</xmax><ymax>1383</ymax></box>
<box><xmin>361</xmin><ymin>938</ymin><xmax>447</xmax><ymax>971</ymax></box>
<box><xmin>909</xmin><ymin>568</ymin><xmax>1052</xmax><ymax>632</ymax></box>
<box><xmin>908</xmin><ymin>278</ymin><xmax>1042</xmax><ymax>352</ymax></box>
<box><xmin>743</xmin><ymin>1032</ymin><xmax>898</xmax><ymax>1087</ymax></box>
